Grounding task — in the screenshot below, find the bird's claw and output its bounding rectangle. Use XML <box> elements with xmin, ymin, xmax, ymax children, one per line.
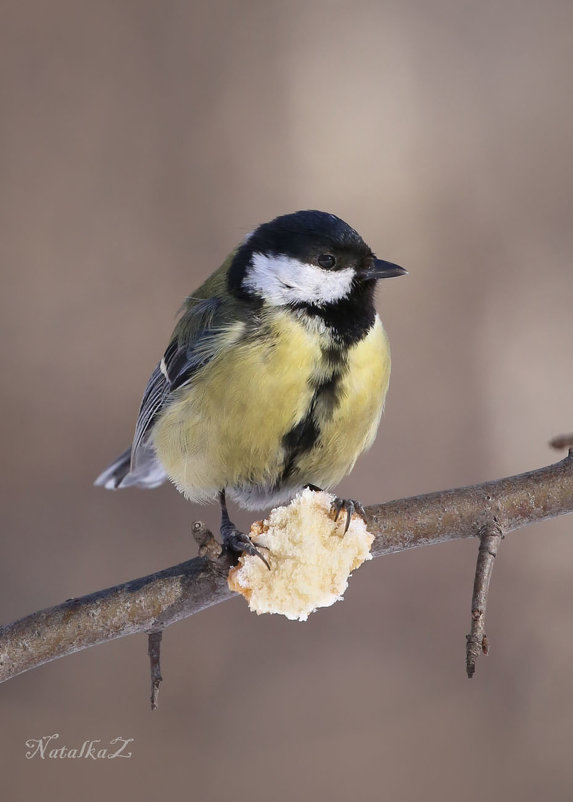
<box><xmin>330</xmin><ymin>497</ymin><xmax>367</xmax><ymax>534</ymax></box>
<box><xmin>223</xmin><ymin>527</ymin><xmax>271</xmax><ymax>570</ymax></box>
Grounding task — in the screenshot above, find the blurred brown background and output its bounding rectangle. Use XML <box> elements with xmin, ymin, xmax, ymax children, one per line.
<box><xmin>1</xmin><ymin>0</ymin><xmax>572</xmax><ymax>799</ymax></box>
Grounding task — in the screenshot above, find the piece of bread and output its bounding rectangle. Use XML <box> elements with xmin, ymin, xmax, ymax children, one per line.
<box><xmin>227</xmin><ymin>488</ymin><xmax>374</xmax><ymax>621</ymax></box>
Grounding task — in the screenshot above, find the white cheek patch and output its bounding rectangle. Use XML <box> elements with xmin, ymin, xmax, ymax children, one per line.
<box><xmin>244</xmin><ymin>253</ymin><xmax>355</xmax><ymax>306</ymax></box>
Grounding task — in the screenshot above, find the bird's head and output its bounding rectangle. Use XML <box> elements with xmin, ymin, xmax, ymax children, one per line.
<box><xmin>228</xmin><ymin>210</ymin><xmax>406</xmax><ymax>308</ymax></box>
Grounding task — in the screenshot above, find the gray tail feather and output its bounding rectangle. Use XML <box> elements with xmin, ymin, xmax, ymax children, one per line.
<box><xmin>94</xmin><ymin>445</ymin><xmax>168</xmax><ymax>490</ymax></box>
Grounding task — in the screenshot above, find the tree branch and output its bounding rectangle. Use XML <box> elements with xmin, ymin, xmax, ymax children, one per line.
<box><xmin>465</xmin><ymin>519</ymin><xmax>503</xmax><ymax>678</ymax></box>
<box><xmin>550</xmin><ymin>433</ymin><xmax>573</xmax><ymax>450</ymax></box>
<box><xmin>147</xmin><ymin>631</ymin><xmax>163</xmax><ymax>710</ymax></box>
<box><xmin>1</xmin><ymin>451</ymin><xmax>572</xmax><ymax>686</ymax></box>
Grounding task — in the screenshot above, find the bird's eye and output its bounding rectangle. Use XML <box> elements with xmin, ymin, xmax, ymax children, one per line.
<box><xmin>317</xmin><ymin>254</ymin><xmax>336</xmax><ymax>269</ymax></box>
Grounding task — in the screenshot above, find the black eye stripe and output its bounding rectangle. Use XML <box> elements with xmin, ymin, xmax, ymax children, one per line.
<box><xmin>317</xmin><ymin>254</ymin><xmax>336</xmax><ymax>269</ymax></box>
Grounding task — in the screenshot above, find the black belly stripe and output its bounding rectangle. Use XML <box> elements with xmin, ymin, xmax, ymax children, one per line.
<box><xmin>281</xmin><ymin>410</ymin><xmax>320</xmax><ymax>478</ymax></box>
<box><xmin>280</xmin><ymin>353</ymin><xmax>347</xmax><ymax>482</ymax></box>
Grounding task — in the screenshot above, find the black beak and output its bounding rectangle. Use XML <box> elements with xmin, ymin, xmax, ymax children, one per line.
<box><xmin>363</xmin><ymin>258</ymin><xmax>407</xmax><ymax>280</ymax></box>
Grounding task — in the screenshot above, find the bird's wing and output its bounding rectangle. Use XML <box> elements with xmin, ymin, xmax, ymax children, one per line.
<box><xmin>130</xmin><ymin>296</ymin><xmax>228</xmax><ymax>469</ymax></box>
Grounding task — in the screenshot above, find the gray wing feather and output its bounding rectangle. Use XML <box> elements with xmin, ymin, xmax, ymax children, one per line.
<box><xmin>131</xmin><ymin>364</ymin><xmax>169</xmax><ymax>464</ymax></box>
<box><xmin>96</xmin><ymin>296</ymin><xmax>224</xmax><ymax>491</ymax></box>
<box><xmin>94</xmin><ymin>443</ymin><xmax>167</xmax><ymax>489</ymax></box>
<box><xmin>131</xmin><ymin>297</ymin><xmax>222</xmax><ymax>470</ymax></box>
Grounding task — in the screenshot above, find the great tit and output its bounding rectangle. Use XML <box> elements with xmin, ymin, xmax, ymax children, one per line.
<box><xmin>95</xmin><ymin>210</ymin><xmax>406</xmax><ymax>562</ymax></box>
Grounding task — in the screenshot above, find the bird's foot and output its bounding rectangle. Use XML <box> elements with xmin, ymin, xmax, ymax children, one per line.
<box><xmin>221</xmin><ymin>522</ymin><xmax>271</xmax><ymax>570</ymax></box>
<box><xmin>304</xmin><ymin>485</ymin><xmax>367</xmax><ymax>534</ymax></box>
<box><xmin>330</xmin><ymin>497</ymin><xmax>367</xmax><ymax>534</ymax></box>
<box><xmin>219</xmin><ymin>488</ymin><xmax>270</xmax><ymax>569</ymax></box>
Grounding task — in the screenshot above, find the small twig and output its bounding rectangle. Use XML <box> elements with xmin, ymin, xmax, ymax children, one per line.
<box><xmin>466</xmin><ymin>519</ymin><xmax>503</xmax><ymax>678</ymax></box>
<box><xmin>146</xmin><ymin>524</ymin><xmax>220</xmax><ymax>709</ymax></box>
<box><xmin>147</xmin><ymin>630</ymin><xmax>163</xmax><ymax>710</ymax></box>
<box><xmin>550</xmin><ymin>434</ymin><xmax>573</xmax><ymax>450</ymax></box>
<box><xmin>191</xmin><ymin>520</ymin><xmax>222</xmax><ymax>561</ymax></box>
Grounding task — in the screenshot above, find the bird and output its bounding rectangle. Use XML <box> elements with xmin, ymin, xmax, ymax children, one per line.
<box><xmin>95</xmin><ymin>210</ymin><xmax>406</xmax><ymax>564</ymax></box>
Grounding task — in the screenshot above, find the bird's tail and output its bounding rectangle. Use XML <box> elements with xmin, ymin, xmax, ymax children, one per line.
<box><xmin>94</xmin><ymin>445</ymin><xmax>167</xmax><ymax>490</ymax></box>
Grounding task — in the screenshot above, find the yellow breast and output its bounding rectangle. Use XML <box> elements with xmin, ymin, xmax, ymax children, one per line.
<box><xmin>152</xmin><ymin>311</ymin><xmax>390</xmax><ymax>504</ymax></box>
<box><xmin>153</xmin><ymin>312</ymin><xmax>319</xmax><ymax>500</ymax></box>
